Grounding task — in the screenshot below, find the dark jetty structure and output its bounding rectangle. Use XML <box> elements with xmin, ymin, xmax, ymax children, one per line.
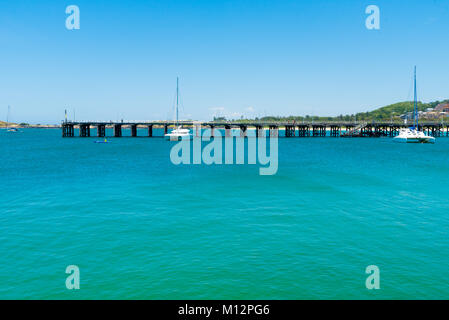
<box><xmin>62</xmin><ymin>121</ymin><xmax>448</xmax><ymax>138</ymax></box>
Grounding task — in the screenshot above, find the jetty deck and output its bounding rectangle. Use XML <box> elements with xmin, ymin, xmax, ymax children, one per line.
<box><xmin>62</xmin><ymin>121</ymin><xmax>449</xmax><ymax>138</ymax></box>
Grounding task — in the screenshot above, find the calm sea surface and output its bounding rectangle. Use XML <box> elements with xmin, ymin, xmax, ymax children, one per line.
<box><xmin>1</xmin><ymin>128</ymin><xmax>448</xmax><ymax>299</ymax></box>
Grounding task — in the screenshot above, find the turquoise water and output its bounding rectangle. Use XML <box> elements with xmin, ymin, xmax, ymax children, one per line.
<box><xmin>1</xmin><ymin>128</ymin><xmax>449</xmax><ymax>299</ymax></box>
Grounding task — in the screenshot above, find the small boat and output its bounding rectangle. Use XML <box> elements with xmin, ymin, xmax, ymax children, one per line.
<box><xmin>164</xmin><ymin>77</ymin><xmax>192</xmax><ymax>141</ymax></box>
<box><xmin>94</xmin><ymin>139</ymin><xmax>111</xmax><ymax>144</ymax></box>
<box><xmin>394</xmin><ymin>67</ymin><xmax>435</xmax><ymax>144</ymax></box>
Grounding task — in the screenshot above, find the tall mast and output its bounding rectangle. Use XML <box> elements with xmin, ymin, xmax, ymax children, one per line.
<box><xmin>6</xmin><ymin>105</ymin><xmax>10</xmax><ymax>130</ymax></box>
<box><xmin>176</xmin><ymin>77</ymin><xmax>179</xmax><ymax>127</ymax></box>
<box><xmin>414</xmin><ymin>66</ymin><xmax>417</xmax><ymax>129</ymax></box>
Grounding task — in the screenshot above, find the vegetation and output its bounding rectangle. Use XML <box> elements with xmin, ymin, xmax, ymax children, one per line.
<box><xmin>224</xmin><ymin>99</ymin><xmax>449</xmax><ymax>123</ymax></box>
<box><xmin>344</xmin><ymin>100</ymin><xmax>449</xmax><ymax>122</ymax></box>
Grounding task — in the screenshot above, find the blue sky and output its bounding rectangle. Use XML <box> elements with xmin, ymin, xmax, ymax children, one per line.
<box><xmin>0</xmin><ymin>0</ymin><xmax>448</xmax><ymax>123</ymax></box>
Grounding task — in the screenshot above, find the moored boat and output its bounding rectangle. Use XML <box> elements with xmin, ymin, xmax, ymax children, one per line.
<box><xmin>5</xmin><ymin>106</ymin><xmax>19</xmax><ymax>133</ymax></box>
<box><xmin>164</xmin><ymin>77</ymin><xmax>192</xmax><ymax>141</ymax></box>
<box><xmin>394</xmin><ymin>128</ymin><xmax>435</xmax><ymax>144</ymax></box>
<box><xmin>393</xmin><ymin>67</ymin><xmax>435</xmax><ymax>144</ymax></box>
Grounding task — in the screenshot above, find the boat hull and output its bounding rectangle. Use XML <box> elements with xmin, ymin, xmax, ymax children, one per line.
<box><xmin>164</xmin><ymin>134</ymin><xmax>192</xmax><ymax>141</ymax></box>
<box><xmin>394</xmin><ymin>137</ymin><xmax>435</xmax><ymax>144</ymax></box>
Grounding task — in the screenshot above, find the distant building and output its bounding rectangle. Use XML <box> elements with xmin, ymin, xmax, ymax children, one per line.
<box><xmin>400</xmin><ymin>112</ymin><xmax>414</xmax><ymax>120</ymax></box>
<box><xmin>435</xmin><ymin>103</ymin><xmax>449</xmax><ymax>113</ymax></box>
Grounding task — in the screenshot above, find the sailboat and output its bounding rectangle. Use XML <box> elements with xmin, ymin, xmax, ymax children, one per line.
<box><xmin>164</xmin><ymin>77</ymin><xmax>191</xmax><ymax>141</ymax></box>
<box><xmin>394</xmin><ymin>67</ymin><xmax>435</xmax><ymax>144</ymax></box>
<box><xmin>5</xmin><ymin>106</ymin><xmax>19</xmax><ymax>132</ymax></box>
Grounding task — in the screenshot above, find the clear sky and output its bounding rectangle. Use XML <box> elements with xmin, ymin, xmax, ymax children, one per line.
<box><xmin>0</xmin><ymin>0</ymin><xmax>448</xmax><ymax>124</ymax></box>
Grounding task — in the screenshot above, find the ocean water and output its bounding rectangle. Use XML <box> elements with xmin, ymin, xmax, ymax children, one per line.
<box><xmin>1</xmin><ymin>128</ymin><xmax>449</xmax><ymax>300</ymax></box>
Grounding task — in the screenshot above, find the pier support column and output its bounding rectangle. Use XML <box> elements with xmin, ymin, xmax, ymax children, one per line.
<box><xmin>256</xmin><ymin>126</ymin><xmax>264</xmax><ymax>138</ymax></box>
<box><xmin>225</xmin><ymin>125</ymin><xmax>232</xmax><ymax>138</ymax></box>
<box><xmin>269</xmin><ymin>126</ymin><xmax>279</xmax><ymax>138</ymax></box>
<box><xmin>148</xmin><ymin>125</ymin><xmax>153</xmax><ymax>137</ymax></box>
<box><xmin>97</xmin><ymin>125</ymin><xmax>105</xmax><ymax>137</ymax></box>
<box><xmin>361</xmin><ymin>126</ymin><xmax>373</xmax><ymax>137</ymax></box>
<box><xmin>345</xmin><ymin>125</ymin><xmax>354</xmax><ymax>136</ymax></box>
<box><xmin>114</xmin><ymin>124</ymin><xmax>122</xmax><ymax>137</ymax></box>
<box><xmin>240</xmin><ymin>126</ymin><xmax>247</xmax><ymax>138</ymax></box>
<box><xmin>436</xmin><ymin>125</ymin><xmax>443</xmax><ymax>137</ymax></box>
<box><xmin>391</xmin><ymin>125</ymin><xmax>399</xmax><ymax>137</ymax></box>
<box><xmin>131</xmin><ymin>124</ymin><xmax>137</xmax><ymax>137</ymax></box>
<box><xmin>322</xmin><ymin>125</ymin><xmax>326</xmax><ymax>137</ymax></box>
<box><xmin>285</xmin><ymin>126</ymin><xmax>295</xmax><ymax>137</ymax></box>
<box><xmin>194</xmin><ymin>124</ymin><xmax>201</xmax><ymax>138</ymax></box>
<box><xmin>79</xmin><ymin>124</ymin><xmax>90</xmax><ymax>137</ymax></box>
<box><xmin>298</xmin><ymin>125</ymin><xmax>310</xmax><ymax>137</ymax></box>
<box><xmin>62</xmin><ymin>124</ymin><xmax>74</xmax><ymax>137</ymax></box>
<box><xmin>164</xmin><ymin>125</ymin><xmax>168</xmax><ymax>135</ymax></box>
<box><xmin>330</xmin><ymin>126</ymin><xmax>340</xmax><ymax>137</ymax></box>
<box><xmin>374</xmin><ymin>126</ymin><xmax>382</xmax><ymax>137</ymax></box>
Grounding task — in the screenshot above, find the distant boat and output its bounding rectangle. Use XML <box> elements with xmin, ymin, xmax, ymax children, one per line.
<box><xmin>164</xmin><ymin>77</ymin><xmax>192</xmax><ymax>141</ymax></box>
<box><xmin>394</xmin><ymin>67</ymin><xmax>435</xmax><ymax>144</ymax></box>
<box><xmin>94</xmin><ymin>139</ymin><xmax>111</xmax><ymax>144</ymax></box>
<box><xmin>5</xmin><ymin>105</ymin><xmax>19</xmax><ymax>132</ymax></box>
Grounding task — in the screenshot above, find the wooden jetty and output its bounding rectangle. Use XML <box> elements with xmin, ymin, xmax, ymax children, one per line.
<box><xmin>62</xmin><ymin>121</ymin><xmax>449</xmax><ymax>138</ymax></box>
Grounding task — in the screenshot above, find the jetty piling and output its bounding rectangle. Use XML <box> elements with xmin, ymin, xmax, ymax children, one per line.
<box><xmin>131</xmin><ymin>125</ymin><xmax>137</xmax><ymax>137</ymax></box>
<box><xmin>240</xmin><ymin>126</ymin><xmax>247</xmax><ymax>137</ymax></box>
<box><xmin>61</xmin><ymin>121</ymin><xmax>449</xmax><ymax>139</ymax></box>
<box><xmin>114</xmin><ymin>124</ymin><xmax>122</xmax><ymax>137</ymax></box>
<box><xmin>225</xmin><ymin>125</ymin><xmax>232</xmax><ymax>138</ymax></box>
<box><xmin>97</xmin><ymin>124</ymin><xmax>106</xmax><ymax>137</ymax></box>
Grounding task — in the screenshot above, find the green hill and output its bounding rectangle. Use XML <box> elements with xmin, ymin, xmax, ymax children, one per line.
<box><xmin>350</xmin><ymin>100</ymin><xmax>448</xmax><ymax>121</ymax></box>
<box><xmin>251</xmin><ymin>99</ymin><xmax>449</xmax><ymax>122</ymax></box>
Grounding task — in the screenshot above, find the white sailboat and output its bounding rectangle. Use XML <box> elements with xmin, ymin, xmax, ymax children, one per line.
<box><xmin>5</xmin><ymin>105</ymin><xmax>19</xmax><ymax>132</ymax></box>
<box><xmin>164</xmin><ymin>77</ymin><xmax>192</xmax><ymax>141</ymax></box>
<box><xmin>394</xmin><ymin>67</ymin><xmax>435</xmax><ymax>144</ymax></box>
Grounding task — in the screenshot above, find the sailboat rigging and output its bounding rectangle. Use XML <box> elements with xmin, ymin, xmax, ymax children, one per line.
<box><xmin>394</xmin><ymin>67</ymin><xmax>435</xmax><ymax>144</ymax></box>
<box><xmin>164</xmin><ymin>77</ymin><xmax>191</xmax><ymax>141</ymax></box>
<box><xmin>5</xmin><ymin>106</ymin><xmax>19</xmax><ymax>132</ymax></box>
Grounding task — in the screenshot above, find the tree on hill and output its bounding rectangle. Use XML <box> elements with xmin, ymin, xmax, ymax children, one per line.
<box><xmin>238</xmin><ymin>99</ymin><xmax>449</xmax><ymax>122</ymax></box>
